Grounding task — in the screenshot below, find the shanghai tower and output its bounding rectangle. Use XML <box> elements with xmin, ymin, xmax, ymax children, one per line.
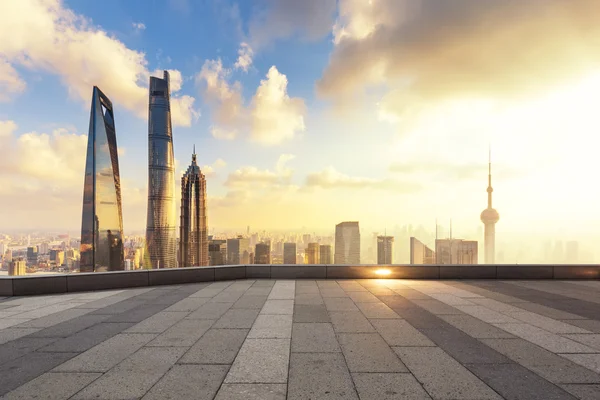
<box><xmin>146</xmin><ymin>71</ymin><xmax>177</xmax><ymax>269</ymax></box>
<box><xmin>80</xmin><ymin>87</ymin><xmax>124</xmax><ymax>272</ymax></box>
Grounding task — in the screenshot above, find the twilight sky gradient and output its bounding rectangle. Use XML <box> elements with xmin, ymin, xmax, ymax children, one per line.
<box><xmin>0</xmin><ymin>0</ymin><xmax>599</xmax><ymax>244</ymax></box>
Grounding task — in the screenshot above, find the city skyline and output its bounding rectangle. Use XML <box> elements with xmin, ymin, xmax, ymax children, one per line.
<box><xmin>1</xmin><ymin>0</ymin><xmax>599</xmax><ymax>251</ymax></box>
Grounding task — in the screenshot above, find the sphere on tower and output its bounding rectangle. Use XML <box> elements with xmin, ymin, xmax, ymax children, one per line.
<box><xmin>480</xmin><ymin>208</ymin><xmax>500</xmax><ymax>224</ymax></box>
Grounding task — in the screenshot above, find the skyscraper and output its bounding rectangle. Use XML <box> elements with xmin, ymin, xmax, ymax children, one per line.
<box><xmin>480</xmin><ymin>149</ymin><xmax>500</xmax><ymax>264</ymax></box>
<box><xmin>377</xmin><ymin>236</ymin><xmax>394</xmax><ymax>264</ymax></box>
<box><xmin>227</xmin><ymin>236</ymin><xmax>249</xmax><ymax>265</ymax></box>
<box><xmin>179</xmin><ymin>149</ymin><xmax>208</xmax><ymax>267</ymax></box>
<box><xmin>409</xmin><ymin>237</ymin><xmax>435</xmax><ymax>264</ymax></box>
<box><xmin>255</xmin><ymin>242</ymin><xmax>271</xmax><ymax>264</ymax></box>
<box><xmin>146</xmin><ymin>71</ymin><xmax>177</xmax><ymax>269</ymax></box>
<box><xmin>9</xmin><ymin>258</ymin><xmax>26</xmax><ymax>276</ymax></box>
<box><xmin>334</xmin><ymin>222</ymin><xmax>360</xmax><ymax>264</ymax></box>
<box><xmin>435</xmin><ymin>239</ymin><xmax>478</xmax><ymax>264</ymax></box>
<box><xmin>283</xmin><ymin>243</ymin><xmax>296</xmax><ymax>264</ymax></box>
<box><xmin>306</xmin><ymin>243</ymin><xmax>320</xmax><ymax>264</ymax></box>
<box><xmin>320</xmin><ymin>245</ymin><xmax>332</xmax><ymax>264</ymax></box>
<box><xmin>209</xmin><ymin>239</ymin><xmax>227</xmax><ymax>266</ymax></box>
<box><xmin>80</xmin><ymin>86</ymin><xmax>124</xmax><ymax>272</ymax></box>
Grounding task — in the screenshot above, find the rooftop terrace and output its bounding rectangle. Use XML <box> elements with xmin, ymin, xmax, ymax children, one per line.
<box><xmin>1</xmin><ymin>279</ymin><xmax>600</xmax><ymax>399</ymax></box>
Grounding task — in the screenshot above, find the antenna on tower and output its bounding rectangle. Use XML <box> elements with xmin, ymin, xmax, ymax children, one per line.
<box><xmin>449</xmin><ymin>219</ymin><xmax>453</xmax><ymax>240</ymax></box>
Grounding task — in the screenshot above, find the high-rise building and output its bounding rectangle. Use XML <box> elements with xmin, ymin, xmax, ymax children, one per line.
<box><xmin>146</xmin><ymin>71</ymin><xmax>177</xmax><ymax>269</ymax></box>
<box><xmin>80</xmin><ymin>86</ymin><xmax>124</xmax><ymax>272</ymax></box>
<box><xmin>5</xmin><ymin>248</ymin><xmax>12</xmax><ymax>263</ymax></box>
<box><xmin>320</xmin><ymin>245</ymin><xmax>332</xmax><ymax>265</ymax></box>
<box><xmin>179</xmin><ymin>149</ymin><xmax>208</xmax><ymax>267</ymax></box>
<box><xmin>9</xmin><ymin>258</ymin><xmax>26</xmax><ymax>276</ymax></box>
<box><xmin>283</xmin><ymin>243</ymin><xmax>296</xmax><ymax>264</ymax></box>
<box><xmin>306</xmin><ymin>243</ymin><xmax>320</xmax><ymax>264</ymax></box>
<box><xmin>480</xmin><ymin>149</ymin><xmax>499</xmax><ymax>264</ymax></box>
<box><xmin>209</xmin><ymin>239</ymin><xmax>227</xmax><ymax>266</ymax></box>
<box><xmin>227</xmin><ymin>236</ymin><xmax>249</xmax><ymax>265</ymax></box>
<box><xmin>435</xmin><ymin>239</ymin><xmax>478</xmax><ymax>264</ymax></box>
<box><xmin>377</xmin><ymin>236</ymin><xmax>394</xmax><ymax>264</ymax></box>
<box><xmin>409</xmin><ymin>237</ymin><xmax>435</xmax><ymax>264</ymax></box>
<box><xmin>49</xmin><ymin>249</ymin><xmax>65</xmax><ymax>266</ymax></box>
<box><xmin>27</xmin><ymin>246</ymin><xmax>38</xmax><ymax>265</ymax></box>
<box><xmin>334</xmin><ymin>222</ymin><xmax>360</xmax><ymax>264</ymax></box>
<box><xmin>39</xmin><ymin>242</ymin><xmax>49</xmax><ymax>255</ymax></box>
<box><xmin>255</xmin><ymin>242</ymin><xmax>271</xmax><ymax>264</ymax></box>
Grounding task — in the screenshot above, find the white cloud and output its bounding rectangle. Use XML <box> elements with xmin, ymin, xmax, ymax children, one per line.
<box><xmin>0</xmin><ymin>0</ymin><xmax>198</xmax><ymax>126</ymax></box>
<box><xmin>305</xmin><ymin>166</ymin><xmax>421</xmax><ymax>192</ymax></box>
<box><xmin>132</xmin><ymin>22</ymin><xmax>146</xmax><ymax>31</ymax></box>
<box><xmin>234</xmin><ymin>42</ymin><xmax>253</xmax><ymax>72</ymax></box>
<box><xmin>225</xmin><ymin>154</ymin><xmax>295</xmax><ymax>187</ymax></box>
<box><xmin>201</xmin><ymin>158</ymin><xmax>227</xmax><ymax>177</ymax></box>
<box><xmin>0</xmin><ymin>59</ymin><xmax>26</xmax><ymax>101</ymax></box>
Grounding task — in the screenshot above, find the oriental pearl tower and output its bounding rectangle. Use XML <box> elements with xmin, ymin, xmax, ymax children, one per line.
<box><xmin>480</xmin><ymin>149</ymin><xmax>499</xmax><ymax>264</ymax></box>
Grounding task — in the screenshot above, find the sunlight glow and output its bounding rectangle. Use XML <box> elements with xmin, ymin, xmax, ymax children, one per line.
<box><xmin>375</xmin><ymin>268</ymin><xmax>391</xmax><ymax>276</ymax></box>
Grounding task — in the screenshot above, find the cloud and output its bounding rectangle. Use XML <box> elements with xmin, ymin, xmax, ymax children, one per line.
<box><xmin>0</xmin><ymin>59</ymin><xmax>26</xmax><ymax>101</ymax></box>
<box><xmin>0</xmin><ymin>0</ymin><xmax>198</xmax><ymax>126</ymax></box>
<box><xmin>132</xmin><ymin>22</ymin><xmax>146</xmax><ymax>31</ymax></box>
<box><xmin>305</xmin><ymin>166</ymin><xmax>421</xmax><ymax>192</ymax></box>
<box><xmin>201</xmin><ymin>158</ymin><xmax>227</xmax><ymax>177</ymax></box>
<box><xmin>224</xmin><ymin>154</ymin><xmax>295</xmax><ymax>187</ymax></box>
<box><xmin>197</xmin><ymin>61</ymin><xmax>305</xmax><ymax>145</ymax></box>
<box><xmin>318</xmin><ymin>0</ymin><xmax>600</xmax><ymax>116</ymax></box>
<box><xmin>234</xmin><ymin>42</ymin><xmax>253</xmax><ymax>72</ymax></box>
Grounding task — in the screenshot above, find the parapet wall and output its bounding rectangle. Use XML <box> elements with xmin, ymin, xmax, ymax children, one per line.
<box><xmin>0</xmin><ymin>264</ymin><xmax>598</xmax><ymax>296</ymax></box>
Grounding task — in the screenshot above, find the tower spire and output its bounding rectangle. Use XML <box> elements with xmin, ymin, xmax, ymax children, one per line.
<box><xmin>192</xmin><ymin>144</ymin><xmax>197</xmax><ymax>164</ymax></box>
<box><xmin>487</xmin><ymin>145</ymin><xmax>493</xmax><ymax>208</ymax></box>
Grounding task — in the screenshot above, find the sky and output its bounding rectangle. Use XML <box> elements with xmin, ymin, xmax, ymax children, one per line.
<box><xmin>1</xmin><ymin>0</ymin><xmax>600</xmax><ymax>247</ymax></box>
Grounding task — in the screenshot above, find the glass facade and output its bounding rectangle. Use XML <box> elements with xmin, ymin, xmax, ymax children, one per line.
<box><xmin>334</xmin><ymin>222</ymin><xmax>361</xmax><ymax>264</ymax></box>
<box><xmin>80</xmin><ymin>87</ymin><xmax>124</xmax><ymax>272</ymax></box>
<box><xmin>179</xmin><ymin>151</ymin><xmax>209</xmax><ymax>267</ymax></box>
<box><xmin>146</xmin><ymin>71</ymin><xmax>177</xmax><ymax>269</ymax></box>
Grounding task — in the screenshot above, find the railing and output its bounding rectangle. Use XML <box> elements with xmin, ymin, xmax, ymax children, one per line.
<box><xmin>0</xmin><ymin>264</ymin><xmax>598</xmax><ymax>296</ymax></box>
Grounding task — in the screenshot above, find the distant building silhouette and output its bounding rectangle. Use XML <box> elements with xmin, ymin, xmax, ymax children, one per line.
<box><xmin>227</xmin><ymin>236</ymin><xmax>249</xmax><ymax>265</ymax></box>
<box><xmin>377</xmin><ymin>236</ymin><xmax>394</xmax><ymax>264</ymax></box>
<box><xmin>9</xmin><ymin>258</ymin><xmax>26</xmax><ymax>276</ymax></box>
<box><xmin>480</xmin><ymin>148</ymin><xmax>499</xmax><ymax>264</ymax></box>
<box><xmin>209</xmin><ymin>239</ymin><xmax>227</xmax><ymax>266</ymax></box>
<box><xmin>335</xmin><ymin>222</ymin><xmax>360</xmax><ymax>264</ymax></box>
<box><xmin>283</xmin><ymin>243</ymin><xmax>296</xmax><ymax>264</ymax></box>
<box><xmin>435</xmin><ymin>239</ymin><xmax>478</xmax><ymax>264</ymax></box>
<box><xmin>409</xmin><ymin>237</ymin><xmax>435</xmax><ymax>264</ymax></box>
<box><xmin>320</xmin><ymin>245</ymin><xmax>332</xmax><ymax>265</ymax></box>
<box><xmin>306</xmin><ymin>243</ymin><xmax>320</xmax><ymax>264</ymax></box>
<box><xmin>255</xmin><ymin>242</ymin><xmax>271</xmax><ymax>264</ymax></box>
<box><xmin>179</xmin><ymin>149</ymin><xmax>208</xmax><ymax>267</ymax></box>
<box><xmin>80</xmin><ymin>86</ymin><xmax>124</xmax><ymax>272</ymax></box>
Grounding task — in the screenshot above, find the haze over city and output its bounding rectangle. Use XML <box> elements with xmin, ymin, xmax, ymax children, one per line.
<box><xmin>1</xmin><ymin>0</ymin><xmax>600</xmax><ymax>264</ymax></box>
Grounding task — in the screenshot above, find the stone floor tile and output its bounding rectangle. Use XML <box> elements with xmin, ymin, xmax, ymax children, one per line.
<box><xmin>292</xmin><ymin>323</ymin><xmax>340</xmax><ymax>353</ymax></box>
<box><xmin>125</xmin><ymin>311</ymin><xmax>188</xmax><ymax>333</ymax></box>
<box><xmin>142</xmin><ymin>364</ymin><xmax>229</xmax><ymax>400</ymax></box>
<box><xmin>0</xmin><ymin>328</ymin><xmax>41</xmax><ymax>345</ymax></box>
<box><xmin>248</xmin><ymin>314</ymin><xmax>293</xmax><ymax>339</ymax></box>
<box><xmin>251</xmin><ymin>280</ymin><xmax>276</xmax><ymax>287</ymax></box>
<box><xmin>466</xmin><ymin>363</ymin><xmax>576</xmax><ymax>400</ymax></box>
<box><xmin>347</xmin><ymin>291</ymin><xmax>380</xmax><ymax>303</ymax></box>
<box><xmin>1</xmin><ymin>372</ymin><xmax>101</xmax><ymax>400</ymax></box>
<box><xmin>0</xmin><ymin>351</ymin><xmax>79</xmax><ymax>397</ymax></box>
<box><xmin>561</xmin><ymin>354</ymin><xmax>600</xmax><ymax>374</ymax></box>
<box><xmin>288</xmin><ymin>352</ymin><xmax>358</xmax><ymax>400</ymax></box>
<box><xmin>319</xmin><ymin>288</ymin><xmax>348</xmax><ymax>298</ymax></box>
<box><xmin>225</xmin><ymin>338</ymin><xmax>290</xmax><ymax>383</ymax></box>
<box><xmin>186</xmin><ymin>302</ymin><xmax>234</xmax><ymax>320</ymax></box>
<box><xmin>295</xmin><ymin>285</ymin><xmax>320</xmax><ymax>295</ymax></box>
<box><xmin>395</xmin><ymin>347</ymin><xmax>502</xmax><ymax>400</ymax></box>
<box><xmin>324</xmin><ymin>297</ymin><xmax>359</xmax><ymax>312</ymax></box>
<box><xmin>393</xmin><ymin>288</ymin><xmax>432</xmax><ymax>300</ymax></box>
<box><xmin>215</xmin><ymin>383</ymin><xmax>287</xmax><ymax>400</ymax></box>
<box><xmin>412</xmin><ymin>299</ymin><xmax>465</xmax><ymax>315</ymax></box>
<box><xmin>371</xmin><ymin>319</ymin><xmax>435</xmax><ymax>347</ymax></box>
<box><xmin>456</xmin><ymin>305</ymin><xmax>521</xmax><ymax>323</ymax></box>
<box><xmin>561</xmin><ymin>384</ymin><xmax>600</xmax><ymax>400</ymax></box>
<box><xmin>563</xmin><ymin>319</ymin><xmax>600</xmax><ymax>333</ymax></box>
<box><xmin>294</xmin><ymin>293</ymin><xmax>324</xmax><ymax>305</ymax></box>
<box><xmin>507</xmin><ymin>311</ymin><xmax>591</xmax><ymax>334</ymax></box>
<box><xmin>330</xmin><ymin>311</ymin><xmax>375</xmax><ymax>333</ymax></box>
<box><xmin>163</xmin><ymin>296</ymin><xmax>209</xmax><ymax>312</ymax></box>
<box><xmin>338</xmin><ymin>333</ymin><xmax>407</xmax><ymax>372</ymax></box>
<box><xmin>246</xmin><ymin>287</ymin><xmax>275</xmax><ymax>296</ymax></box>
<box><xmin>564</xmin><ymin>334</ymin><xmax>600</xmax><ymax>351</ymax></box>
<box><xmin>213</xmin><ymin>308</ymin><xmax>260</xmax><ymax>329</ymax></box>
<box><xmin>210</xmin><ymin>290</ymin><xmax>245</xmax><ymax>303</ymax></box>
<box><xmin>27</xmin><ymin>314</ymin><xmax>111</xmax><ymax>338</ymax></box>
<box><xmin>147</xmin><ymin>319</ymin><xmax>215</xmax><ymax>347</ymax></box>
<box><xmin>232</xmin><ymin>295</ymin><xmax>269</xmax><ymax>309</ymax></box>
<box><xmin>293</xmin><ymin>304</ymin><xmax>330</xmax><ymax>322</ymax></box>
<box><xmin>0</xmin><ymin>337</ymin><xmax>57</xmax><ymax>364</ymax></box>
<box><xmin>72</xmin><ymin>347</ymin><xmax>187</xmax><ymax>400</ymax></box>
<box><xmin>439</xmin><ymin>315</ymin><xmax>515</xmax><ymax>338</ymax></box>
<box><xmin>0</xmin><ymin>319</ymin><xmax>32</xmax><ymax>330</ymax></box>
<box><xmin>352</xmin><ymin>373</ymin><xmax>432</xmax><ymax>400</ymax></box>
<box><xmin>261</xmin><ymin>299</ymin><xmax>294</xmax><ymax>315</ymax></box>
<box><xmin>356</xmin><ymin>302</ymin><xmax>400</xmax><ymax>319</ymax></box>
<box><xmin>179</xmin><ymin>328</ymin><xmax>248</xmax><ymax>364</ymax></box>
<box><xmin>468</xmin><ymin>297</ymin><xmax>524</xmax><ymax>313</ymax></box>
<box><xmin>104</xmin><ymin>303</ymin><xmax>173</xmax><ymax>323</ymax></box>
<box><xmin>516</xmin><ymin>302</ymin><xmax>587</xmax><ymax>320</ymax></box>
<box><xmin>268</xmin><ymin>282</ymin><xmax>296</xmax><ymax>300</ymax></box>
<box><xmin>337</xmin><ymin>281</ymin><xmax>368</xmax><ymax>292</ymax></box>
<box><xmin>39</xmin><ymin>322</ymin><xmax>133</xmax><ymax>353</ymax></box>
<box><xmin>495</xmin><ymin>323</ymin><xmax>597</xmax><ymax>353</ymax></box>
<box><xmin>13</xmin><ymin>308</ymin><xmax>92</xmax><ymax>329</ymax></box>
<box><xmin>429</xmin><ymin>293</ymin><xmax>476</xmax><ymax>306</ymax></box>
<box><xmin>53</xmin><ymin>333</ymin><xmax>156</xmax><ymax>372</ymax></box>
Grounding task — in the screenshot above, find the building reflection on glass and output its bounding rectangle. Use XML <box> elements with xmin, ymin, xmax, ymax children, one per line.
<box><xmin>80</xmin><ymin>87</ymin><xmax>124</xmax><ymax>272</ymax></box>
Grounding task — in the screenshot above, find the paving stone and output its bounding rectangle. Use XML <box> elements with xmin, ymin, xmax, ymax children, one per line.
<box><xmin>39</xmin><ymin>322</ymin><xmax>133</xmax><ymax>353</ymax></box>
<box><xmin>293</xmin><ymin>304</ymin><xmax>330</xmax><ymax>322</ymax></box>
<box><xmin>142</xmin><ymin>364</ymin><xmax>229</xmax><ymax>400</ymax></box>
<box><xmin>215</xmin><ymin>384</ymin><xmax>287</xmax><ymax>400</ymax></box>
<box><xmin>248</xmin><ymin>315</ymin><xmax>293</xmax><ymax>339</ymax></box>
<box><xmin>352</xmin><ymin>373</ymin><xmax>432</xmax><ymax>400</ymax></box>
<box><xmin>507</xmin><ymin>311</ymin><xmax>591</xmax><ymax>334</ymax></box>
<box><xmin>337</xmin><ymin>281</ymin><xmax>368</xmax><ymax>292</ymax></box>
<box><xmin>53</xmin><ymin>333</ymin><xmax>156</xmax><ymax>372</ymax></box>
<box><xmin>292</xmin><ymin>323</ymin><xmax>340</xmax><ymax>353</ymax></box>
<box><xmin>87</xmin><ymin>299</ymin><xmax>147</xmax><ymax>314</ymax></box>
<box><xmin>213</xmin><ymin>308</ymin><xmax>260</xmax><ymax>328</ymax></box>
<box><xmin>378</xmin><ymin>295</ymin><xmax>416</xmax><ymax>309</ymax></box>
<box><xmin>104</xmin><ymin>303</ymin><xmax>172</xmax><ymax>323</ymax></box>
<box><xmin>481</xmin><ymin>338</ymin><xmax>600</xmax><ymax>384</ymax></box>
<box><xmin>347</xmin><ymin>291</ymin><xmax>380</xmax><ymax>303</ymax></box>
<box><xmin>356</xmin><ymin>302</ymin><xmax>400</xmax><ymax>319</ymax></box>
<box><xmin>148</xmin><ymin>319</ymin><xmax>215</xmax><ymax>347</ymax></box>
<box><xmin>1</xmin><ymin>372</ymin><xmax>101</xmax><ymax>400</ymax></box>
<box><xmin>163</xmin><ymin>296</ymin><xmax>209</xmax><ymax>312</ymax></box>
<box><xmin>429</xmin><ymin>293</ymin><xmax>476</xmax><ymax>306</ymax></box>
<box><xmin>210</xmin><ymin>290</ymin><xmax>246</xmax><ymax>303</ymax></box>
<box><xmin>179</xmin><ymin>329</ymin><xmax>248</xmax><ymax>364</ymax></box>
<box><xmin>186</xmin><ymin>302</ymin><xmax>234</xmax><ymax>319</ymax></box>
<box><xmin>0</xmin><ymin>318</ymin><xmax>33</xmax><ymax>329</ymax></box>
<box><xmin>288</xmin><ymin>352</ymin><xmax>358</xmax><ymax>400</ymax></box>
<box><xmin>27</xmin><ymin>314</ymin><xmax>111</xmax><ymax>338</ymax></box>
<box><xmin>468</xmin><ymin>297</ymin><xmax>524</xmax><ymax>313</ymax></box>
<box><xmin>0</xmin><ymin>351</ymin><xmax>79</xmax><ymax>397</ymax></box>
<box><xmin>561</xmin><ymin>384</ymin><xmax>600</xmax><ymax>400</ymax></box>
<box><xmin>466</xmin><ymin>363</ymin><xmax>576</xmax><ymax>400</ymax></box>
<box><xmin>515</xmin><ymin>302</ymin><xmax>587</xmax><ymax>320</ymax></box>
<box><xmin>13</xmin><ymin>308</ymin><xmax>92</xmax><ymax>329</ymax></box>
<box><xmin>294</xmin><ymin>293</ymin><xmax>324</xmax><ymax>305</ymax></box>
<box><xmin>324</xmin><ymin>297</ymin><xmax>359</xmax><ymax>312</ymax></box>
<box><xmin>439</xmin><ymin>315</ymin><xmax>515</xmax><ymax>338</ymax></box>
<box><xmin>338</xmin><ymin>333</ymin><xmax>407</xmax><ymax>372</ymax></box>
<box><xmin>319</xmin><ymin>288</ymin><xmax>348</xmax><ymax>298</ymax></box>
<box><xmin>0</xmin><ymin>328</ymin><xmax>41</xmax><ymax>345</ymax></box>
<box><xmin>562</xmin><ymin>319</ymin><xmax>600</xmax><ymax>333</ymax></box>
<box><xmin>495</xmin><ymin>323</ymin><xmax>597</xmax><ymax>353</ymax></box>
<box><xmin>225</xmin><ymin>338</ymin><xmax>290</xmax><ymax>383</ymax></box>
<box><xmin>0</xmin><ymin>337</ymin><xmax>57</xmax><ymax>365</ymax></box>
<box><xmin>456</xmin><ymin>305</ymin><xmax>521</xmax><ymax>323</ymax></box>
<box><xmin>268</xmin><ymin>282</ymin><xmax>295</xmax><ymax>300</ymax></box>
<box><xmin>261</xmin><ymin>299</ymin><xmax>294</xmax><ymax>315</ymax></box>
<box><xmin>232</xmin><ymin>295</ymin><xmax>269</xmax><ymax>309</ymax></box>
<box><xmin>125</xmin><ymin>311</ymin><xmax>189</xmax><ymax>333</ymax></box>
<box><xmin>371</xmin><ymin>319</ymin><xmax>435</xmax><ymax>347</ymax></box>
<box><xmin>563</xmin><ymin>334</ymin><xmax>600</xmax><ymax>351</ymax></box>
<box><xmin>246</xmin><ymin>286</ymin><xmax>275</xmax><ymax>296</ymax></box>
<box><xmin>12</xmin><ymin>303</ymin><xmax>84</xmax><ymax>320</ymax></box>
<box><xmin>252</xmin><ymin>280</ymin><xmax>275</xmax><ymax>287</ymax></box>
<box><xmin>393</xmin><ymin>288</ymin><xmax>432</xmax><ymax>300</ymax></box>
<box><xmin>73</xmin><ymin>347</ymin><xmax>187</xmax><ymax>400</ymax></box>
<box><xmin>295</xmin><ymin>285</ymin><xmax>320</xmax><ymax>295</ymax></box>
<box><xmin>330</xmin><ymin>311</ymin><xmax>375</xmax><ymax>333</ymax></box>
<box><xmin>394</xmin><ymin>347</ymin><xmax>502</xmax><ymax>400</ymax></box>
<box><xmin>561</xmin><ymin>354</ymin><xmax>600</xmax><ymax>374</ymax></box>
<box><xmin>412</xmin><ymin>299</ymin><xmax>464</xmax><ymax>315</ymax></box>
